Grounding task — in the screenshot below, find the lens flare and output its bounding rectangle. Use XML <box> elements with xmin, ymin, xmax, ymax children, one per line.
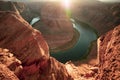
<box><xmin>62</xmin><ymin>0</ymin><xmax>71</xmax><ymax>9</ymax></box>
<box><xmin>61</xmin><ymin>0</ymin><xmax>71</xmax><ymax>17</ymax></box>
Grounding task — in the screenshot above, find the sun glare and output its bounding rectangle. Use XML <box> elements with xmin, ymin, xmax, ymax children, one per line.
<box><xmin>62</xmin><ymin>0</ymin><xmax>71</xmax><ymax>9</ymax></box>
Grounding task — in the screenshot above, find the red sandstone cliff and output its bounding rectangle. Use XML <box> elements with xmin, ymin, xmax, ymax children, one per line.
<box><xmin>0</xmin><ymin>64</ymin><xmax>19</xmax><ymax>80</ymax></box>
<box><xmin>0</xmin><ymin>11</ymin><xmax>73</xmax><ymax>80</ymax></box>
<box><xmin>0</xmin><ymin>48</ymin><xmax>21</xmax><ymax>80</ymax></box>
<box><xmin>0</xmin><ymin>11</ymin><xmax>49</xmax><ymax>65</ymax></box>
<box><xmin>0</xmin><ymin>48</ymin><xmax>22</xmax><ymax>76</ymax></box>
<box><xmin>96</xmin><ymin>25</ymin><xmax>120</xmax><ymax>80</ymax></box>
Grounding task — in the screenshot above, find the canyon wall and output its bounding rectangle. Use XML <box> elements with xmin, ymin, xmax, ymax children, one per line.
<box><xmin>72</xmin><ymin>2</ymin><xmax>120</xmax><ymax>35</ymax></box>
<box><xmin>96</xmin><ymin>25</ymin><xmax>120</xmax><ymax>80</ymax></box>
<box><xmin>0</xmin><ymin>11</ymin><xmax>73</xmax><ymax>80</ymax></box>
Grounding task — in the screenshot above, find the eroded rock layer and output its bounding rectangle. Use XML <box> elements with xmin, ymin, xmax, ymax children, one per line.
<box><xmin>0</xmin><ymin>11</ymin><xmax>49</xmax><ymax>65</ymax></box>
<box><xmin>20</xmin><ymin>57</ymin><xmax>73</xmax><ymax>80</ymax></box>
<box><xmin>0</xmin><ymin>11</ymin><xmax>73</xmax><ymax>80</ymax></box>
<box><xmin>96</xmin><ymin>25</ymin><xmax>120</xmax><ymax>80</ymax></box>
<box><xmin>0</xmin><ymin>48</ymin><xmax>22</xmax><ymax>76</ymax></box>
<box><xmin>0</xmin><ymin>64</ymin><xmax>19</xmax><ymax>80</ymax></box>
<box><xmin>33</xmin><ymin>3</ymin><xmax>74</xmax><ymax>49</ymax></box>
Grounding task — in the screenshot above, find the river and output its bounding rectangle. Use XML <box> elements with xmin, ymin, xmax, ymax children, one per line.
<box><xmin>30</xmin><ymin>17</ymin><xmax>98</xmax><ymax>63</ymax></box>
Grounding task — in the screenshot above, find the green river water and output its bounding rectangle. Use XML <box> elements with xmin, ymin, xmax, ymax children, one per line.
<box><xmin>31</xmin><ymin>17</ymin><xmax>98</xmax><ymax>63</ymax></box>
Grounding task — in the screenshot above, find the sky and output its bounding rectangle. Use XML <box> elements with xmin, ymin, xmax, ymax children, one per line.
<box><xmin>2</xmin><ymin>0</ymin><xmax>120</xmax><ymax>3</ymax></box>
<box><xmin>98</xmin><ymin>0</ymin><xmax>120</xmax><ymax>2</ymax></box>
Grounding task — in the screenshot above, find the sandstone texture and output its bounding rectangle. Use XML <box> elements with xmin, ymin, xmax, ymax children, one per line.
<box><xmin>0</xmin><ymin>48</ymin><xmax>22</xmax><ymax>76</ymax></box>
<box><xmin>20</xmin><ymin>57</ymin><xmax>73</xmax><ymax>80</ymax></box>
<box><xmin>96</xmin><ymin>25</ymin><xmax>120</xmax><ymax>80</ymax></box>
<box><xmin>0</xmin><ymin>11</ymin><xmax>49</xmax><ymax>65</ymax></box>
<box><xmin>33</xmin><ymin>3</ymin><xmax>74</xmax><ymax>49</ymax></box>
<box><xmin>0</xmin><ymin>11</ymin><xmax>73</xmax><ymax>80</ymax></box>
<box><xmin>0</xmin><ymin>48</ymin><xmax>21</xmax><ymax>80</ymax></box>
<box><xmin>0</xmin><ymin>64</ymin><xmax>19</xmax><ymax>80</ymax></box>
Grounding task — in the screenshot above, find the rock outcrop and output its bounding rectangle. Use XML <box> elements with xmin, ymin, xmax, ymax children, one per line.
<box><xmin>96</xmin><ymin>25</ymin><xmax>120</xmax><ymax>80</ymax></box>
<box><xmin>0</xmin><ymin>64</ymin><xmax>19</xmax><ymax>80</ymax></box>
<box><xmin>0</xmin><ymin>48</ymin><xmax>22</xmax><ymax>76</ymax></box>
<box><xmin>20</xmin><ymin>57</ymin><xmax>73</xmax><ymax>80</ymax></box>
<box><xmin>33</xmin><ymin>3</ymin><xmax>74</xmax><ymax>49</ymax></box>
<box><xmin>0</xmin><ymin>11</ymin><xmax>73</xmax><ymax>80</ymax></box>
<box><xmin>0</xmin><ymin>11</ymin><xmax>49</xmax><ymax>65</ymax></box>
<box><xmin>0</xmin><ymin>48</ymin><xmax>21</xmax><ymax>80</ymax></box>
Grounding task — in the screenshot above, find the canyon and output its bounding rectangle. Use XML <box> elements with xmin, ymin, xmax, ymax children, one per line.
<box><xmin>0</xmin><ymin>1</ymin><xmax>120</xmax><ymax>80</ymax></box>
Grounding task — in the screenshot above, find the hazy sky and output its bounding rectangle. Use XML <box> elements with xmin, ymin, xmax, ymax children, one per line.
<box><xmin>2</xmin><ymin>0</ymin><xmax>120</xmax><ymax>2</ymax></box>
<box><xmin>98</xmin><ymin>0</ymin><xmax>120</xmax><ymax>2</ymax></box>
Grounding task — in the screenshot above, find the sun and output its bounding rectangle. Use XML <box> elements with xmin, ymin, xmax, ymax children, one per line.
<box><xmin>62</xmin><ymin>0</ymin><xmax>71</xmax><ymax>9</ymax></box>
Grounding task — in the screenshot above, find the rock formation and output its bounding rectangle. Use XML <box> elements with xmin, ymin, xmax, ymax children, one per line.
<box><xmin>0</xmin><ymin>64</ymin><xmax>19</xmax><ymax>80</ymax></box>
<box><xmin>0</xmin><ymin>48</ymin><xmax>21</xmax><ymax>80</ymax></box>
<box><xmin>1</xmin><ymin>1</ymin><xmax>120</xmax><ymax>80</ymax></box>
<box><xmin>33</xmin><ymin>3</ymin><xmax>74</xmax><ymax>50</ymax></box>
<box><xmin>0</xmin><ymin>11</ymin><xmax>49</xmax><ymax>65</ymax></box>
<box><xmin>0</xmin><ymin>11</ymin><xmax>73</xmax><ymax>80</ymax></box>
<box><xmin>96</xmin><ymin>25</ymin><xmax>120</xmax><ymax>80</ymax></box>
<box><xmin>0</xmin><ymin>48</ymin><xmax>22</xmax><ymax>76</ymax></box>
<box><xmin>72</xmin><ymin>2</ymin><xmax>120</xmax><ymax>35</ymax></box>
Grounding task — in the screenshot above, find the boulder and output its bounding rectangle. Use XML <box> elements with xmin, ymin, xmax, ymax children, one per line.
<box><xmin>96</xmin><ymin>25</ymin><xmax>120</xmax><ymax>80</ymax></box>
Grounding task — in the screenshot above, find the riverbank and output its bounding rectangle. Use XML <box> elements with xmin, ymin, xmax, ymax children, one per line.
<box><xmin>50</xmin><ymin>28</ymin><xmax>80</xmax><ymax>53</ymax></box>
<box><xmin>31</xmin><ymin>17</ymin><xmax>98</xmax><ymax>63</ymax></box>
<box><xmin>51</xmin><ymin>20</ymin><xmax>98</xmax><ymax>63</ymax></box>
